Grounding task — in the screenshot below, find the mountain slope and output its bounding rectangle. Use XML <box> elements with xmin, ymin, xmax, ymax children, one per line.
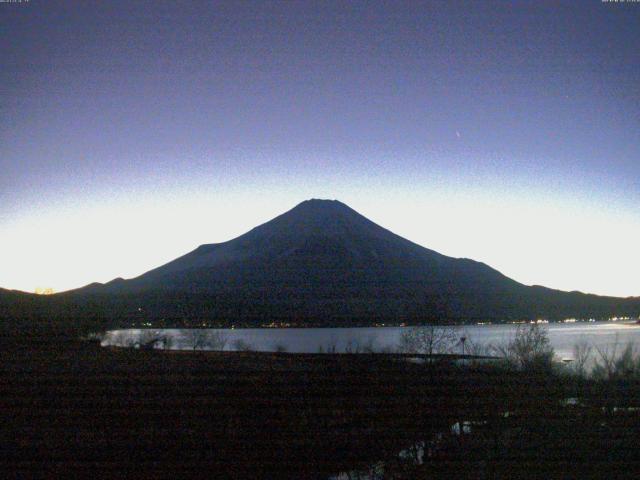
<box><xmin>2</xmin><ymin>199</ymin><xmax>639</xmax><ymax>328</ymax></box>
<box><xmin>71</xmin><ymin>199</ymin><xmax>638</xmax><ymax>325</ymax></box>
<box><xmin>118</xmin><ymin>199</ymin><xmax>519</xmax><ymax>295</ymax></box>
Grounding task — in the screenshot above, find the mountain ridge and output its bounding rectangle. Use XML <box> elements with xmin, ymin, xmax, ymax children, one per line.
<box><xmin>100</xmin><ymin>199</ymin><xmax>521</xmax><ymax>295</ymax></box>
<box><xmin>1</xmin><ymin>199</ymin><xmax>638</xmax><ymax>329</ymax></box>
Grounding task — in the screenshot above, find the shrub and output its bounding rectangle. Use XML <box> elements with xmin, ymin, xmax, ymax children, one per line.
<box><xmin>492</xmin><ymin>323</ymin><xmax>554</xmax><ymax>371</ymax></box>
<box><xmin>184</xmin><ymin>330</ymin><xmax>228</xmax><ymax>351</ymax></box>
<box><xmin>398</xmin><ymin>324</ymin><xmax>458</xmax><ymax>356</ymax></box>
<box><xmin>592</xmin><ymin>337</ymin><xmax>640</xmax><ymax>381</ymax></box>
<box><xmin>232</xmin><ymin>338</ymin><xmax>254</xmax><ymax>352</ymax></box>
<box><xmin>344</xmin><ymin>335</ymin><xmax>377</xmax><ymax>354</ymax></box>
<box><xmin>571</xmin><ymin>338</ymin><xmax>593</xmax><ymax>378</ymax></box>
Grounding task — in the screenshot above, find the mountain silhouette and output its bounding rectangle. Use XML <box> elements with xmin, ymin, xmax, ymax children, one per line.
<box><xmin>2</xmin><ymin>199</ymin><xmax>639</xmax><ymax>329</ymax></box>
<box><xmin>113</xmin><ymin>199</ymin><xmax>520</xmax><ymax>295</ymax></box>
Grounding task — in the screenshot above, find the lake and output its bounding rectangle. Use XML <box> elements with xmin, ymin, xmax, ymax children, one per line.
<box><xmin>102</xmin><ymin>321</ymin><xmax>640</xmax><ymax>361</ymax></box>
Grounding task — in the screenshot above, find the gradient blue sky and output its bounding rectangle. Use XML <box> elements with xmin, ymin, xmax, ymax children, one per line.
<box><xmin>1</xmin><ymin>1</ymin><xmax>639</xmax><ymax>296</ymax></box>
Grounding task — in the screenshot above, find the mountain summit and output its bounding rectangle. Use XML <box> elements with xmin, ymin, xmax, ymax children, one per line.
<box><xmin>3</xmin><ymin>199</ymin><xmax>637</xmax><ymax>328</ymax></box>
<box><xmin>116</xmin><ymin>198</ymin><xmax>513</xmax><ymax>296</ymax></box>
<box><xmin>77</xmin><ymin>199</ymin><xmax>636</xmax><ymax>325</ymax></box>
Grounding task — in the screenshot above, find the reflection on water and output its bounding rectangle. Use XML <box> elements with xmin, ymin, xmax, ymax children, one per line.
<box><xmin>101</xmin><ymin>321</ymin><xmax>640</xmax><ymax>360</ymax></box>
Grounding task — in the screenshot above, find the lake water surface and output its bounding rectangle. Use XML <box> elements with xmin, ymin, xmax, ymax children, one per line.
<box><xmin>102</xmin><ymin>321</ymin><xmax>640</xmax><ymax>360</ymax></box>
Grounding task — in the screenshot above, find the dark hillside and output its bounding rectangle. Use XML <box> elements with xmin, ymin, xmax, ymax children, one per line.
<box><xmin>1</xmin><ymin>200</ymin><xmax>639</xmax><ymax>329</ymax></box>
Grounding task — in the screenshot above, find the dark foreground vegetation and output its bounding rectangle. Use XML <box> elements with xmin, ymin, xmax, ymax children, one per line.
<box><xmin>3</xmin><ymin>328</ymin><xmax>640</xmax><ymax>479</ymax></box>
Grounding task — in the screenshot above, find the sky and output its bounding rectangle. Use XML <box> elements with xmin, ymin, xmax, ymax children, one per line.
<box><xmin>1</xmin><ymin>0</ymin><xmax>639</xmax><ymax>297</ymax></box>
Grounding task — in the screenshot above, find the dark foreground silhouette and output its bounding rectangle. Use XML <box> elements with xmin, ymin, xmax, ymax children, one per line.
<box><xmin>3</xmin><ymin>333</ymin><xmax>640</xmax><ymax>479</ymax></box>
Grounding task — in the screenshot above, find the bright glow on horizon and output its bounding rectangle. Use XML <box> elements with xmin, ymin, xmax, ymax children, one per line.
<box><xmin>2</xmin><ymin>3</ymin><xmax>638</xmax><ymax>299</ymax></box>
<box><xmin>1</xmin><ymin>182</ymin><xmax>638</xmax><ymax>298</ymax></box>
